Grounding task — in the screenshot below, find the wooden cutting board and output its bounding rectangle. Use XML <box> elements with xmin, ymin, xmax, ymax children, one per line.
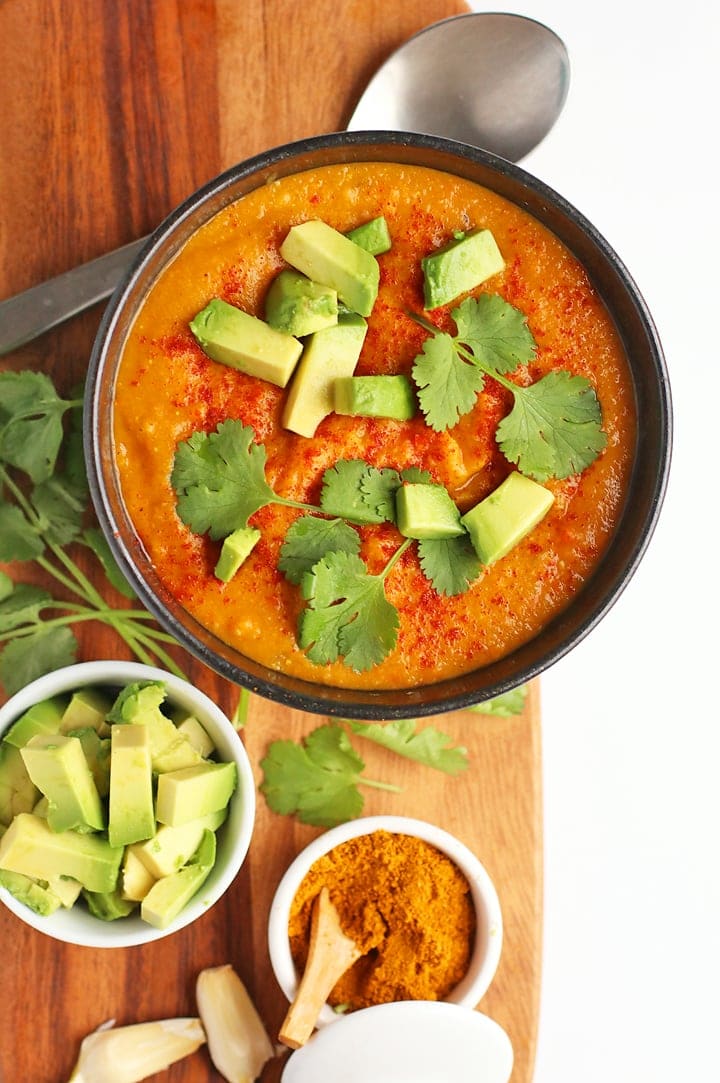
<box><xmin>0</xmin><ymin>2</ymin><xmax>542</xmax><ymax>1080</ymax></box>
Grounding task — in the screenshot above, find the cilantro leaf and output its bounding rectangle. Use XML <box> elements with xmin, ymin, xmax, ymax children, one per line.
<box><xmin>411</xmin><ymin>331</ymin><xmax>484</xmax><ymax>432</ymax></box>
<box><xmin>0</xmin><ymin>370</ymin><xmax>78</xmax><ymax>483</ymax></box>
<box><xmin>350</xmin><ymin>718</ymin><xmax>469</xmax><ymax>774</ymax></box>
<box><xmin>359</xmin><ymin>466</ymin><xmax>402</xmax><ymax>522</ymax></box>
<box><xmin>0</xmin><ymin>503</ymin><xmax>44</xmax><ymax>561</ymax></box>
<box><xmin>31</xmin><ymin>475</ymin><xmax>87</xmax><ymax>546</ymax></box>
<box><xmin>0</xmin><ymin>627</ymin><xmax>78</xmax><ymax>695</ymax></box>
<box><xmin>454</xmin><ymin>294</ymin><xmax>536</xmax><ymax>373</ymax></box>
<box><xmin>417</xmin><ymin>535</ymin><xmax>482</xmax><ymax>596</ymax></box>
<box><xmin>300</xmin><ymin>550</ymin><xmax>399</xmax><ymax>671</ymax></box>
<box><xmin>171</xmin><ymin>420</ymin><xmax>275</xmax><ymax>539</ymax></box>
<box><xmin>467</xmin><ymin>684</ymin><xmax>528</xmax><ymax>717</ymax></box>
<box><xmin>278</xmin><ymin>516</ymin><xmax>360</xmax><ymax>585</ymax></box>
<box><xmin>320</xmin><ymin>460</ymin><xmax>385</xmax><ymax>524</ymax></box>
<box><xmin>0</xmin><ymin>583</ymin><xmax>53</xmax><ymax>633</ymax></box>
<box><xmin>260</xmin><ymin>723</ymin><xmax>366</xmax><ymax>826</ymax></box>
<box><xmin>401</xmin><ymin>466</ymin><xmax>433</xmax><ymax>484</ymax></box>
<box><xmin>0</xmin><ymin>571</ymin><xmax>12</xmax><ymax>603</ymax></box>
<box><xmin>496</xmin><ymin>370</ymin><xmax>607</xmax><ymax>481</ymax></box>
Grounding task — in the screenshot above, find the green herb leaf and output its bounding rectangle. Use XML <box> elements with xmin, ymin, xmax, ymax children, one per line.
<box><xmin>81</xmin><ymin>527</ymin><xmax>136</xmax><ymax>599</ymax></box>
<box><xmin>0</xmin><ymin>627</ymin><xmax>78</xmax><ymax>695</ymax></box>
<box><xmin>320</xmin><ymin>460</ymin><xmax>385</xmax><ymax>524</ymax></box>
<box><xmin>0</xmin><ymin>571</ymin><xmax>12</xmax><ymax>603</ymax></box>
<box><xmin>279</xmin><ymin>516</ymin><xmax>360</xmax><ymax>585</ymax></box>
<box><xmin>260</xmin><ymin>723</ymin><xmax>367</xmax><ymax>826</ymax></box>
<box><xmin>417</xmin><ymin>535</ymin><xmax>482</xmax><ymax>596</ymax></box>
<box><xmin>496</xmin><ymin>370</ymin><xmax>607</xmax><ymax>481</ymax></box>
<box><xmin>467</xmin><ymin>684</ymin><xmax>528</xmax><ymax>717</ymax></box>
<box><xmin>350</xmin><ymin>718</ymin><xmax>469</xmax><ymax>774</ymax></box>
<box><xmin>411</xmin><ymin>331</ymin><xmax>485</xmax><ymax>432</ymax></box>
<box><xmin>300</xmin><ymin>550</ymin><xmax>399</xmax><ymax>671</ymax></box>
<box><xmin>0</xmin><ymin>370</ymin><xmax>77</xmax><ymax>483</ymax></box>
<box><xmin>0</xmin><ymin>503</ymin><xmax>44</xmax><ymax>561</ymax></box>
<box><xmin>171</xmin><ymin>420</ymin><xmax>275</xmax><ymax>539</ymax></box>
<box><xmin>401</xmin><ymin>466</ymin><xmax>433</xmax><ymax>485</ymax></box>
<box><xmin>454</xmin><ymin>294</ymin><xmax>536</xmax><ymax>373</ymax></box>
<box><xmin>0</xmin><ymin>583</ymin><xmax>53</xmax><ymax>633</ymax></box>
<box><xmin>31</xmin><ymin>475</ymin><xmax>87</xmax><ymax>546</ymax></box>
<box><xmin>359</xmin><ymin>466</ymin><xmax>403</xmax><ymax>523</ymax></box>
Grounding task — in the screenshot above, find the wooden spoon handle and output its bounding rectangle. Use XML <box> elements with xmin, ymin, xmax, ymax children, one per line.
<box><xmin>279</xmin><ymin>887</ymin><xmax>362</xmax><ymax>1049</ymax></box>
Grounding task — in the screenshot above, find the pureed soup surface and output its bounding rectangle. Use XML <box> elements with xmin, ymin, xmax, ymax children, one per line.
<box><xmin>113</xmin><ymin>162</ymin><xmax>636</xmax><ymax>691</ymax></box>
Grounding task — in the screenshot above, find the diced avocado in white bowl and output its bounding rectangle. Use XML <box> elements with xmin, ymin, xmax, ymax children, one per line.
<box><xmin>0</xmin><ymin>661</ymin><xmax>255</xmax><ymax>947</ymax></box>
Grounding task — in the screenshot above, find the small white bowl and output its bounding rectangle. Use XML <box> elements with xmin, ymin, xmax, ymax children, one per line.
<box><xmin>268</xmin><ymin>815</ymin><xmax>503</xmax><ymax>1026</ymax></box>
<box><xmin>0</xmin><ymin>660</ymin><xmax>255</xmax><ymax>947</ymax></box>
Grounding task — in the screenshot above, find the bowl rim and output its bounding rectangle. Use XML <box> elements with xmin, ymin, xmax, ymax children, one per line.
<box><xmin>0</xmin><ymin>660</ymin><xmax>255</xmax><ymax>948</ymax></box>
<box><xmin>85</xmin><ymin>129</ymin><xmax>673</xmax><ymax>719</ymax></box>
<box><xmin>267</xmin><ymin>813</ymin><xmax>503</xmax><ymax>1024</ymax></box>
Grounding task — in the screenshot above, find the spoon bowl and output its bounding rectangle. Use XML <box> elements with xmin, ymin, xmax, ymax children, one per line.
<box><xmin>347</xmin><ymin>12</ymin><xmax>569</xmax><ymax>162</ymax></box>
<box><xmin>0</xmin><ymin>13</ymin><xmax>569</xmax><ymax>353</ymax></box>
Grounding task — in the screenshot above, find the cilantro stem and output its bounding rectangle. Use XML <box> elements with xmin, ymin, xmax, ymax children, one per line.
<box><xmin>35</xmin><ymin>554</ymin><xmax>97</xmax><ymax>605</ymax></box>
<box><xmin>232</xmin><ymin>687</ymin><xmax>251</xmax><ymax>729</ymax></box>
<box><xmin>380</xmin><ymin>537</ymin><xmax>413</xmax><ymax>579</ymax></box>
<box><xmin>455</xmin><ymin>341</ymin><xmax>519</xmax><ymax>394</ymax></box>
<box><xmin>273</xmin><ymin>495</ymin><xmax>326</xmax><ymax>516</ymax></box>
<box><xmin>360</xmin><ymin>777</ymin><xmax>403</xmax><ymax>793</ymax></box>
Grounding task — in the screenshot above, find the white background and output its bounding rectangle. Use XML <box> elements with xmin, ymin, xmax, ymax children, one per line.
<box><xmin>466</xmin><ymin>0</ymin><xmax>720</xmax><ymax>1079</ymax></box>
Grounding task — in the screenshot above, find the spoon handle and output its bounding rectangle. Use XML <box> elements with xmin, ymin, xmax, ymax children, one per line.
<box><xmin>279</xmin><ymin>887</ymin><xmax>362</xmax><ymax>1050</ymax></box>
<box><xmin>0</xmin><ymin>236</ymin><xmax>147</xmax><ymax>355</ymax></box>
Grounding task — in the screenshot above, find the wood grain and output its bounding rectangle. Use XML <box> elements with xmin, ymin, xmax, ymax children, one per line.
<box><xmin>0</xmin><ymin>2</ymin><xmax>541</xmax><ymax>1080</ymax></box>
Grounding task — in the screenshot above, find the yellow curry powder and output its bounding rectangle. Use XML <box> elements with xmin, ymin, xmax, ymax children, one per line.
<box><xmin>287</xmin><ymin>830</ymin><xmax>476</xmax><ymax>1011</ymax></box>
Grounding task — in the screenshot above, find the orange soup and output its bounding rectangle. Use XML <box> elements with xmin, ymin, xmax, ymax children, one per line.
<box><xmin>113</xmin><ymin>162</ymin><xmax>636</xmax><ymax>690</ymax></box>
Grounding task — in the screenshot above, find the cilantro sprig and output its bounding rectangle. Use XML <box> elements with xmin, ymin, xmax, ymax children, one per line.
<box><xmin>411</xmin><ymin>296</ymin><xmax>607</xmax><ymax>481</ymax></box>
<box><xmin>260</xmin><ymin>717</ymin><xmax>468</xmax><ymax>826</ymax></box>
<box><xmin>0</xmin><ymin>371</ymin><xmax>187</xmax><ymax>695</ymax></box>
<box><xmin>172</xmin><ymin>421</ymin><xmax>480</xmax><ymax>672</ymax></box>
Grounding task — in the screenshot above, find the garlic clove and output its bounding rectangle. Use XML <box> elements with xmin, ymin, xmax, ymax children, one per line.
<box><xmin>68</xmin><ymin>1017</ymin><xmax>205</xmax><ymax>1083</ymax></box>
<box><xmin>196</xmin><ymin>964</ymin><xmax>274</xmax><ymax>1083</ymax></box>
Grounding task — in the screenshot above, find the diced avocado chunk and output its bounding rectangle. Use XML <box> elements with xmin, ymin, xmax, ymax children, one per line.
<box><xmin>265</xmin><ymin>269</ymin><xmax>338</xmax><ymax>337</ymax></box>
<box><xmin>129</xmin><ymin>808</ymin><xmax>227</xmax><ymax>879</ymax></box>
<box><xmin>46</xmin><ymin>873</ymin><xmax>83</xmax><ymax>908</ymax></box>
<box><xmin>3</xmin><ymin>696</ymin><xmax>66</xmax><ymax>748</ymax></box>
<box><xmin>214</xmin><ymin>526</ymin><xmax>261</xmax><ymax>583</ymax></box>
<box><xmin>461</xmin><ymin>471</ymin><xmax>554</xmax><ymax>565</ymax></box>
<box><xmin>0</xmin><ymin>812</ymin><xmax>123</xmax><ymax>893</ymax></box>
<box><xmin>121</xmin><ymin>848</ymin><xmax>157</xmax><ymax>902</ymax></box>
<box><xmin>108</xmin><ymin>724</ymin><xmax>155</xmax><ymax>848</ymax></box>
<box><xmin>190</xmin><ymin>297</ymin><xmax>303</xmax><ymax>388</ymax></box>
<box><xmin>333</xmin><ymin>374</ymin><xmax>416</xmax><ymax>421</ymax></box>
<box><xmin>83</xmin><ymin>886</ymin><xmax>137</xmax><ymax>921</ymax></box>
<box><xmin>65</xmin><ymin>728</ymin><xmax>111</xmax><ymax>797</ymax></box>
<box><xmin>282</xmin><ymin>312</ymin><xmax>367</xmax><ymax>438</ymax></box>
<box><xmin>422</xmin><ymin>228</ymin><xmax>505</xmax><ymax>309</ymax></box>
<box><xmin>0</xmin><ymin>743</ymin><xmax>39</xmax><ymax>826</ymax></box>
<box><xmin>172</xmin><ymin>714</ymin><xmax>215</xmax><ymax>759</ymax></box>
<box><xmin>140</xmin><ymin>829</ymin><xmax>216</xmax><ymax>930</ymax></box>
<box><xmin>396</xmin><ymin>483</ymin><xmax>465</xmax><ymax>540</ymax></box>
<box><xmin>0</xmin><ymin>868</ymin><xmax>64</xmax><ymax>916</ymax></box>
<box><xmin>60</xmin><ymin>688</ymin><xmax>113</xmax><ymax>736</ymax></box>
<box><xmin>20</xmin><ymin>734</ymin><xmax>105</xmax><ymax>833</ymax></box>
<box><xmin>155</xmin><ymin>761</ymin><xmax>237</xmax><ymax>827</ymax></box>
<box><xmin>107</xmin><ymin>681</ymin><xmax>201</xmax><ymax>774</ymax></box>
<box><xmin>346</xmin><ymin>216</ymin><xmax>392</xmax><ymax>255</ymax></box>
<box><xmin>280</xmin><ymin>220</ymin><xmax>379</xmax><ymax>317</ymax></box>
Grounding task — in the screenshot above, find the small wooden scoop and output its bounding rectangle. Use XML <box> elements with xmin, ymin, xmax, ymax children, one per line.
<box><xmin>279</xmin><ymin>886</ymin><xmax>362</xmax><ymax>1049</ymax></box>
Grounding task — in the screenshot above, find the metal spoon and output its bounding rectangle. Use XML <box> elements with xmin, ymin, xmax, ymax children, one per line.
<box><xmin>0</xmin><ymin>13</ymin><xmax>569</xmax><ymax>355</ymax></box>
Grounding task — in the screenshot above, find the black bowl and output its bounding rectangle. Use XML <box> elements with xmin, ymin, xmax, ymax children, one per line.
<box><xmin>85</xmin><ymin>131</ymin><xmax>672</xmax><ymax>719</ymax></box>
